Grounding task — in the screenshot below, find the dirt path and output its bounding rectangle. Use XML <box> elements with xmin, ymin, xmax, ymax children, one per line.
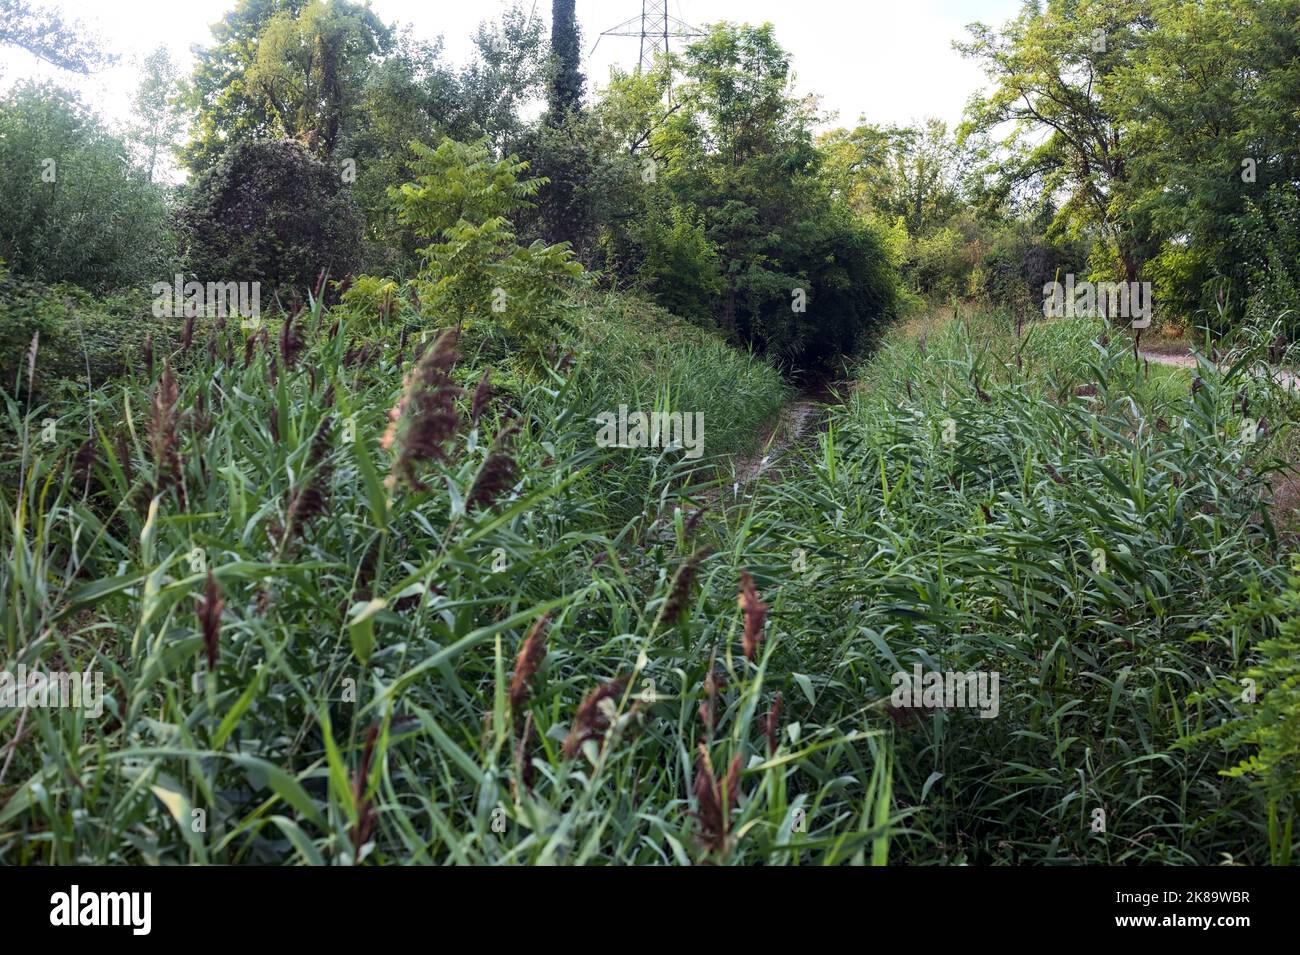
<box><xmin>732</xmin><ymin>396</ymin><xmax>825</xmax><ymax>485</ymax></box>
<box><xmin>1140</xmin><ymin>349</ymin><xmax>1300</xmax><ymax>391</ymax></box>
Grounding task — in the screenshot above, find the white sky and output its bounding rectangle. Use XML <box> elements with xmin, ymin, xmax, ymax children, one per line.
<box><xmin>0</xmin><ymin>0</ymin><xmax>1027</xmax><ymax>136</ymax></box>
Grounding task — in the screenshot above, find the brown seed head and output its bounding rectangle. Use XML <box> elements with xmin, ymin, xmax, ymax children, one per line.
<box><xmin>468</xmin><ymin>419</ymin><xmax>520</xmax><ymax>510</ymax></box>
<box><xmin>562</xmin><ymin>677</ymin><xmax>628</xmax><ymax>759</ymax></box>
<box><xmin>386</xmin><ymin>327</ymin><xmax>463</xmax><ymax>489</ymax></box>
<box><xmin>693</xmin><ymin>744</ymin><xmax>742</xmax><ymax>858</ymax></box>
<box><xmin>509</xmin><ymin>614</ymin><xmax>549</xmax><ymax>714</ymax></box>
<box><xmin>738</xmin><ymin>571</ymin><xmax>768</xmax><ymax>662</ymax></box>
<box><xmin>662</xmin><ymin>548</ymin><xmax>709</xmax><ymax>628</ymax></box>
<box><xmin>471</xmin><ymin>369</ymin><xmax>493</xmax><ymax>426</ymax></box>
<box><xmin>197</xmin><ymin>569</ymin><xmax>223</xmax><ymax>671</ymax></box>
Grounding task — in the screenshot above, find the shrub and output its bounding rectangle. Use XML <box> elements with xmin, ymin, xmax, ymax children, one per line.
<box><xmin>175</xmin><ymin>138</ymin><xmax>363</xmax><ymax>295</ymax></box>
<box><xmin>338</xmin><ymin>275</ymin><xmax>402</xmax><ymax>330</ymax></box>
<box><xmin>396</xmin><ymin>139</ymin><xmax>582</xmax><ymax>347</ymax></box>
<box><xmin>1233</xmin><ymin>185</ymin><xmax>1300</xmax><ymax>339</ymax></box>
<box><xmin>748</xmin><ymin>208</ymin><xmax>900</xmax><ymax>367</ymax></box>
<box><xmin>627</xmin><ymin>202</ymin><xmax>722</xmax><ymax>326</ymax></box>
<box><xmin>0</xmin><ymin>82</ymin><xmax>170</xmax><ymax>292</ymax></box>
<box><xmin>0</xmin><ymin>263</ymin><xmax>159</xmax><ymax>394</ymax></box>
<box><xmin>1147</xmin><ymin>244</ymin><xmax>1214</xmax><ymax>333</ymax></box>
<box><xmin>979</xmin><ymin>228</ymin><xmax>1087</xmax><ymax>316</ymax></box>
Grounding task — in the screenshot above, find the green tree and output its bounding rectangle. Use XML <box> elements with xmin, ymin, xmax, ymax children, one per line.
<box><xmin>0</xmin><ymin>82</ymin><xmax>169</xmax><ymax>291</ymax></box>
<box><xmin>548</xmin><ymin>0</ymin><xmax>584</xmax><ymax>117</ymax></box>
<box><xmin>339</xmin><ymin>29</ymin><xmax>465</xmax><ymax>273</ymax></box>
<box><xmin>181</xmin><ymin>0</ymin><xmax>389</xmax><ymax>174</ymax></box>
<box><xmin>245</xmin><ymin>0</ymin><xmax>389</xmax><ymax>158</ymax></box>
<box><xmin>819</xmin><ymin>119</ymin><xmax>967</xmax><ymax>236</ymax></box>
<box><xmin>130</xmin><ymin>47</ymin><xmax>187</xmax><ymax>184</ymax></box>
<box><xmin>457</xmin><ymin>3</ymin><xmax>548</xmax><ymax>154</ymax></box>
<box><xmin>958</xmin><ymin>0</ymin><xmax>1156</xmax><ymax>284</ymax></box>
<box><xmin>663</xmin><ymin>23</ymin><xmax>816</xmax><ymax>337</ymax></box>
<box><xmin>394</xmin><ymin>139</ymin><xmax>581</xmax><ymax>346</ymax></box>
<box><xmin>1117</xmin><ymin>0</ymin><xmax>1300</xmax><ymax>325</ymax></box>
<box><xmin>649</xmin><ymin>23</ymin><xmax>899</xmax><ymax>362</ymax></box>
<box><xmin>0</xmin><ymin>0</ymin><xmax>116</xmax><ymax>73</ymax></box>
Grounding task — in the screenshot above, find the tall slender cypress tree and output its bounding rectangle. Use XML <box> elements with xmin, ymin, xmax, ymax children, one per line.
<box><xmin>548</xmin><ymin>0</ymin><xmax>584</xmax><ymax>118</ymax></box>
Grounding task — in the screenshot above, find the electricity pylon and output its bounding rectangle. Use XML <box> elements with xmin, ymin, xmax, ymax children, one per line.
<box><xmin>596</xmin><ymin>0</ymin><xmax>704</xmax><ymax>74</ymax></box>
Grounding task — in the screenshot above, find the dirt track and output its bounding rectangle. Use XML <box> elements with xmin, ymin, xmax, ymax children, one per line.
<box><xmin>1139</xmin><ymin>350</ymin><xmax>1300</xmax><ymax>392</ymax></box>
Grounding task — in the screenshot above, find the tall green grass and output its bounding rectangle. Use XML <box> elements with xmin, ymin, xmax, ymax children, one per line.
<box><xmin>0</xmin><ymin>291</ymin><xmax>898</xmax><ymax>866</ymax></box>
<box><xmin>729</xmin><ymin>310</ymin><xmax>1298</xmax><ymax>862</ymax></box>
<box><xmin>4</xmin><ymin>299</ymin><xmax>1295</xmax><ymax>864</ymax></box>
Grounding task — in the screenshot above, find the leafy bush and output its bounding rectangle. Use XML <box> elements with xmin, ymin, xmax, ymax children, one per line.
<box><xmin>395</xmin><ymin>139</ymin><xmax>582</xmax><ymax>347</ymax></box>
<box><xmin>623</xmin><ymin>202</ymin><xmax>722</xmax><ymax>326</ymax></box>
<box><xmin>1233</xmin><ymin>185</ymin><xmax>1300</xmax><ymax>339</ymax></box>
<box><xmin>1147</xmin><ymin>244</ymin><xmax>1215</xmax><ymax>333</ymax></box>
<box><xmin>1184</xmin><ymin>562</ymin><xmax>1300</xmax><ymax>865</ymax></box>
<box><xmin>176</xmin><ymin>138</ymin><xmax>363</xmax><ymax>295</ymax></box>
<box><xmin>338</xmin><ymin>275</ymin><xmax>402</xmax><ymax>330</ymax></box>
<box><xmin>907</xmin><ymin>227</ymin><xmax>971</xmax><ymax>299</ymax></box>
<box><xmin>0</xmin><ymin>263</ymin><xmax>160</xmax><ymax>394</ymax></box>
<box><xmin>978</xmin><ymin>228</ymin><xmax>1087</xmax><ymax>316</ymax></box>
<box><xmin>0</xmin><ymin>81</ymin><xmax>171</xmax><ymax>292</ymax></box>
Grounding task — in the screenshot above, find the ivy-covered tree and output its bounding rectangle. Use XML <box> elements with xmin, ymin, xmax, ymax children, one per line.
<box><xmin>181</xmin><ymin>0</ymin><xmax>389</xmax><ymax>174</ymax></box>
<box><xmin>176</xmin><ymin>138</ymin><xmax>363</xmax><ymax>293</ymax></box>
<box><xmin>245</xmin><ymin>0</ymin><xmax>390</xmax><ymax>158</ymax></box>
<box><xmin>548</xmin><ymin>0</ymin><xmax>584</xmax><ymax>118</ymax></box>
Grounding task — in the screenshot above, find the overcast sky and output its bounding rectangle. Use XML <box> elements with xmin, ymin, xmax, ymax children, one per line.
<box><xmin>0</xmin><ymin>0</ymin><xmax>1027</xmax><ymax>133</ymax></box>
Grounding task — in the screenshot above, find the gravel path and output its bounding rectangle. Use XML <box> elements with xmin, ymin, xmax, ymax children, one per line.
<box><xmin>1139</xmin><ymin>350</ymin><xmax>1300</xmax><ymax>391</ymax></box>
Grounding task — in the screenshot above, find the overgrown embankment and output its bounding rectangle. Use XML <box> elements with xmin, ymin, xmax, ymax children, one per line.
<box><xmin>1</xmin><ymin>290</ymin><xmax>854</xmax><ymax>866</ymax></box>
<box><xmin>728</xmin><ymin>309</ymin><xmax>1300</xmax><ymax>863</ymax></box>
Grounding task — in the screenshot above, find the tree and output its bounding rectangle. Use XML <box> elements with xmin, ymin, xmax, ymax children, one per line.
<box><xmin>1117</xmin><ymin>0</ymin><xmax>1300</xmax><ymax>325</ymax></box>
<box><xmin>393</xmin><ymin>139</ymin><xmax>581</xmax><ymax>347</ymax></box>
<box><xmin>958</xmin><ymin>1</ymin><xmax>1156</xmax><ymax>284</ymax></box>
<box><xmin>820</xmin><ymin>120</ymin><xmax>970</xmax><ymax>235</ymax></box>
<box><xmin>130</xmin><ymin>47</ymin><xmax>187</xmax><ymax>184</ymax></box>
<box><xmin>457</xmin><ymin>3</ymin><xmax>548</xmax><ymax>154</ymax></box>
<box><xmin>181</xmin><ymin>0</ymin><xmax>389</xmax><ymax>174</ymax></box>
<box><xmin>176</xmin><ymin>138</ymin><xmax>363</xmax><ymax>293</ymax></box>
<box><xmin>245</xmin><ymin>0</ymin><xmax>390</xmax><ymax>158</ymax></box>
<box><xmin>0</xmin><ymin>0</ymin><xmax>116</xmax><ymax>73</ymax></box>
<box><xmin>181</xmin><ymin>0</ymin><xmax>302</xmax><ymax>176</ymax></box>
<box><xmin>619</xmin><ymin>23</ymin><xmax>900</xmax><ymax>363</ymax></box>
<box><xmin>664</xmin><ymin>23</ymin><xmax>816</xmax><ymax>338</ymax></box>
<box><xmin>0</xmin><ymin>82</ymin><xmax>169</xmax><ymax>291</ymax></box>
<box><xmin>548</xmin><ymin>0</ymin><xmax>584</xmax><ymax>118</ymax></box>
<box><xmin>339</xmin><ymin>28</ymin><xmax>465</xmax><ymax>273</ymax></box>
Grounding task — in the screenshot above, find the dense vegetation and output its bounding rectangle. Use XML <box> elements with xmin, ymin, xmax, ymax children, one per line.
<box><xmin>1</xmin><ymin>0</ymin><xmax>1298</xmax><ymax>865</ymax></box>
